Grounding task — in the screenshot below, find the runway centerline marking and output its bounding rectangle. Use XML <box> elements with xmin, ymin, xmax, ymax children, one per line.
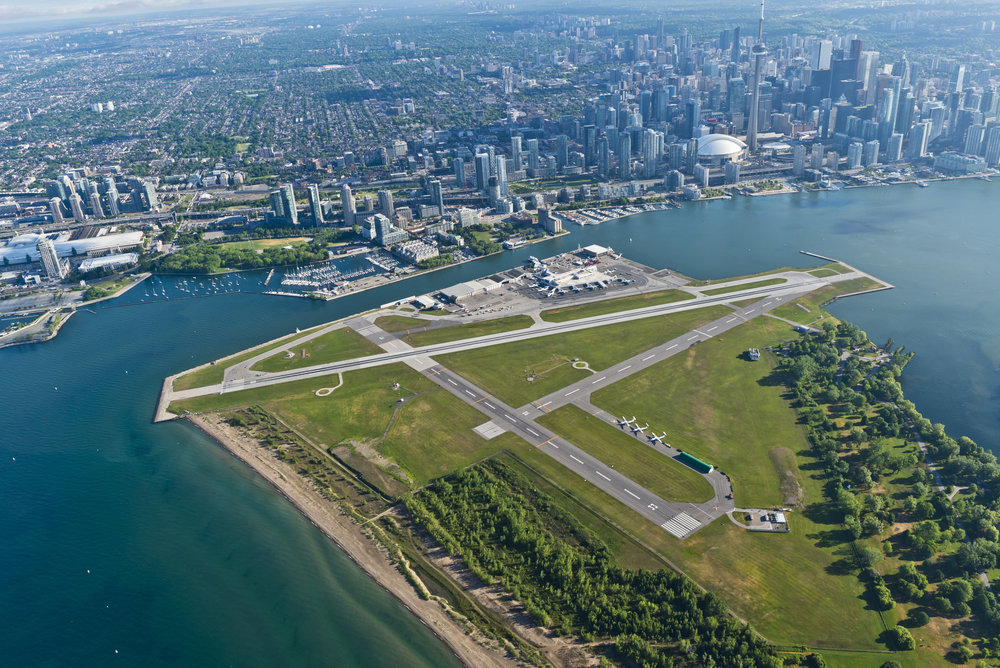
<box><xmin>619</xmin><ymin>365</ymin><xmax>631</xmax><ymax>372</ymax></box>
<box><xmin>641</xmin><ymin>355</ymin><xmax>654</xmax><ymax>361</ymax></box>
<box><xmin>464</xmin><ymin>389</ymin><xmax>476</xmax><ymax>397</ymax></box>
<box><xmin>565</xmin><ymin>388</ymin><xmax>580</xmax><ymax>396</ymax></box>
<box><xmin>596</xmin><ymin>471</ymin><xmax>611</xmax><ymax>481</ymax></box>
<box><xmin>526</xmin><ymin>428</ymin><xmax>539</xmax><ymax>436</ymax></box>
<box><xmin>446</xmin><ymin>378</ymin><xmax>457</xmax><ymax>385</ymax></box>
<box><xmin>591</xmin><ymin>376</ymin><xmax>606</xmax><ymax>384</ymax></box>
<box><xmin>569</xmin><ymin>455</ymin><xmax>584</xmax><ymax>464</ymax></box>
<box><xmin>624</xmin><ymin>488</ymin><xmax>640</xmax><ymax>500</ymax></box>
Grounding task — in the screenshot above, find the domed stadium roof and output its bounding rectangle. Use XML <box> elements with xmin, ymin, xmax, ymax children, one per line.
<box><xmin>697</xmin><ymin>134</ymin><xmax>747</xmax><ymax>159</ymax></box>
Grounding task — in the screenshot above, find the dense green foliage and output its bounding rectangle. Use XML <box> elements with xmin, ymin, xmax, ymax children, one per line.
<box><xmin>82</xmin><ymin>286</ymin><xmax>112</xmax><ymax>301</ymax></box>
<box><xmin>780</xmin><ymin>320</ymin><xmax>1000</xmax><ymax>654</ymax></box>
<box><xmin>150</xmin><ymin>239</ymin><xmax>327</xmax><ymax>273</ymax></box>
<box><xmin>454</xmin><ymin>225</ymin><xmax>501</xmax><ymax>255</ymax></box>
<box><xmin>416</xmin><ymin>253</ymin><xmax>453</xmax><ymax>269</ymax></box>
<box><xmin>406</xmin><ymin>459</ymin><xmax>780</xmax><ymax>667</ymax></box>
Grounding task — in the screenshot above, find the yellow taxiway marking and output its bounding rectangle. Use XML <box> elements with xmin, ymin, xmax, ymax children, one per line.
<box><xmin>537</xmin><ymin>436</ymin><xmax>558</xmax><ymax>448</ymax></box>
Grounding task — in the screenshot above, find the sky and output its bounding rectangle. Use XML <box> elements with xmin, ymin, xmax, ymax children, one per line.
<box><xmin>0</xmin><ymin>0</ymin><xmax>288</xmax><ymax>22</ymax></box>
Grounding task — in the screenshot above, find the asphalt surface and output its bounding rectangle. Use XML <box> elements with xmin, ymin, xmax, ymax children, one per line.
<box><xmin>161</xmin><ymin>267</ymin><xmax>882</xmax><ymax>539</ymax></box>
<box><xmin>202</xmin><ymin>271</ymin><xmax>839</xmax><ymax>396</ymax></box>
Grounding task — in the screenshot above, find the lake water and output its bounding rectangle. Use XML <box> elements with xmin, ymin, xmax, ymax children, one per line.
<box><xmin>1</xmin><ymin>177</ymin><xmax>996</xmax><ymax>665</ymax></box>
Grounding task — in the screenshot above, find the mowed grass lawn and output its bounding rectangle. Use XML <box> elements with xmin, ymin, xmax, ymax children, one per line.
<box><xmin>700</xmin><ymin>277</ymin><xmax>786</xmax><ymax>296</ymax></box>
<box><xmin>402</xmin><ymin>314</ymin><xmax>533</xmax><ymax>347</ymax></box>
<box><xmin>172</xmin><ymin>363</ymin><xmax>507</xmax><ymax>488</ymax></box>
<box><xmin>439</xmin><ymin>305</ymin><xmax>732</xmax><ymax>407</ymax></box>
<box><xmin>593</xmin><ymin>316</ymin><xmax>803</xmax><ymax>507</ymax></box>
<box><xmin>250</xmin><ymin>327</ymin><xmax>382</xmax><ymax>372</ymax></box>
<box><xmin>537</xmin><ymin>405</ymin><xmax>712</xmax><ymax>503</ymax></box>
<box><xmin>507</xmin><ymin>424</ymin><xmax>885</xmax><ymax>649</ymax></box>
<box><xmin>374</xmin><ymin>315</ymin><xmax>436</xmax><ymax>332</ymax></box>
<box><xmin>770</xmin><ymin>277</ymin><xmax>883</xmax><ymax>327</ymax></box>
<box><xmin>172</xmin><ymin>325</ymin><xmax>325</xmax><ymax>391</ymax></box>
<box><xmin>539</xmin><ymin>289</ymin><xmax>693</xmax><ymax>322</ymax></box>
<box><xmin>216</xmin><ymin>236</ymin><xmax>311</xmax><ymax>251</ymax></box>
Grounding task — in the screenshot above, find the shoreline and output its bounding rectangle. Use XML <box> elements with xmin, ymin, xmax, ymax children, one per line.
<box><xmin>185</xmin><ymin>412</ymin><xmax>515</xmax><ymax>668</ymax></box>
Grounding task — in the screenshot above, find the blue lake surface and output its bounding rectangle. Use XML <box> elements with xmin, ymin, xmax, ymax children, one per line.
<box><xmin>1</xmin><ymin>177</ymin><xmax>996</xmax><ymax>665</ymax></box>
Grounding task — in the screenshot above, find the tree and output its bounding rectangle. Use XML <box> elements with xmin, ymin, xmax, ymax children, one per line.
<box><xmin>910</xmin><ymin>610</ymin><xmax>930</xmax><ymax>626</ymax></box>
<box><xmin>889</xmin><ymin>625</ymin><xmax>915</xmax><ymax>650</ymax></box>
<box><xmin>858</xmin><ymin>546</ymin><xmax>884</xmax><ymax>568</ymax></box>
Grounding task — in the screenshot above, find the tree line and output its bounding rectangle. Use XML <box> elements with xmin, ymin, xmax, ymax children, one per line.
<box><xmin>405</xmin><ymin>459</ymin><xmax>781</xmax><ymax>667</ymax></box>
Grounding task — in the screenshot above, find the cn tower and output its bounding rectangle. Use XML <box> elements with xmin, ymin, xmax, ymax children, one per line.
<box><xmin>747</xmin><ymin>0</ymin><xmax>766</xmax><ymax>152</ymax></box>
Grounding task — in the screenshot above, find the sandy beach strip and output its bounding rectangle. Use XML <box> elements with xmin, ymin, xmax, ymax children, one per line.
<box><xmin>186</xmin><ymin>413</ymin><xmax>515</xmax><ymax>668</ymax></box>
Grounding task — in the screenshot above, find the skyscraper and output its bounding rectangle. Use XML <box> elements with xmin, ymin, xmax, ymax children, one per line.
<box><xmin>527</xmin><ymin>139</ymin><xmax>540</xmax><ymax>173</ymax></box>
<box><xmin>308</xmin><ymin>184</ymin><xmax>324</xmax><ymax>224</ymax></box>
<box><xmin>618</xmin><ymin>134</ymin><xmax>632</xmax><ymax>180</ymax></box>
<box><xmin>341</xmin><ymin>183</ymin><xmax>356</xmax><ymax>226</ymax></box>
<box><xmin>792</xmin><ymin>144</ymin><xmax>807</xmax><ymax>176</ymax></box>
<box><xmin>494</xmin><ymin>156</ymin><xmax>508</xmax><ymax>196</ymax></box>
<box><xmin>983</xmin><ymin>125</ymin><xmax>1000</xmax><ymax>167</ymax></box>
<box><xmin>279</xmin><ymin>184</ymin><xmax>298</xmax><ymax>226</ymax></box>
<box><xmin>454</xmin><ymin>157</ymin><xmax>465</xmax><ymax>187</ymax></box>
<box><xmin>474</xmin><ymin>153</ymin><xmax>490</xmax><ymax>192</ymax></box>
<box><xmin>49</xmin><ymin>198</ymin><xmax>64</xmax><ymax>224</ymax></box>
<box><xmin>69</xmin><ymin>193</ymin><xmax>86</xmax><ymax>222</ymax></box>
<box><xmin>377</xmin><ymin>189</ymin><xmax>394</xmax><ymax>219</ymax></box>
<box><xmin>556</xmin><ymin>135</ymin><xmax>569</xmax><ymax>171</ymax></box>
<box><xmin>685</xmin><ymin>98</ymin><xmax>701</xmax><ymax>139</ymax></box>
<box><xmin>908</xmin><ymin>122</ymin><xmax>931</xmax><ymax>159</ymax></box>
<box><xmin>89</xmin><ymin>192</ymin><xmax>104</xmax><ymax>218</ymax></box>
<box><xmin>429</xmin><ymin>179</ymin><xmax>444</xmax><ymax>215</ymax></box>
<box><xmin>38</xmin><ymin>236</ymin><xmax>66</xmax><ymax>280</ymax></box>
<box><xmin>747</xmin><ymin>0</ymin><xmax>767</xmax><ymax>152</ymax></box>
<box><xmin>642</xmin><ymin>129</ymin><xmax>660</xmax><ymax>178</ymax></box>
<box><xmin>965</xmin><ymin>124</ymin><xmax>987</xmax><ymax>156</ymax></box>
<box><xmin>511</xmin><ymin>135</ymin><xmax>522</xmax><ymax>170</ymax></box>
<box><xmin>597</xmin><ymin>135</ymin><xmax>611</xmax><ymax>178</ymax></box>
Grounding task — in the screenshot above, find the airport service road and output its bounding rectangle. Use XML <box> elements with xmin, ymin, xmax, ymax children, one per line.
<box><xmin>213</xmin><ymin>271</ymin><xmax>845</xmax><ymax>396</ymax></box>
<box><xmin>518</xmin><ymin>289</ymin><xmax>811</xmax><ymax>416</ymax></box>
<box><xmin>420</xmin><ymin>363</ymin><xmax>731</xmax><ymax>539</ymax></box>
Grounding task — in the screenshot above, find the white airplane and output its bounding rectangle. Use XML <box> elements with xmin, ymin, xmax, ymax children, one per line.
<box><xmin>616</xmin><ymin>416</ymin><xmax>636</xmax><ymax>427</ymax></box>
<box><xmin>632</xmin><ymin>423</ymin><xmax>649</xmax><ymax>434</ymax></box>
<box><xmin>648</xmin><ymin>432</ymin><xmax>667</xmax><ymax>444</ymax></box>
